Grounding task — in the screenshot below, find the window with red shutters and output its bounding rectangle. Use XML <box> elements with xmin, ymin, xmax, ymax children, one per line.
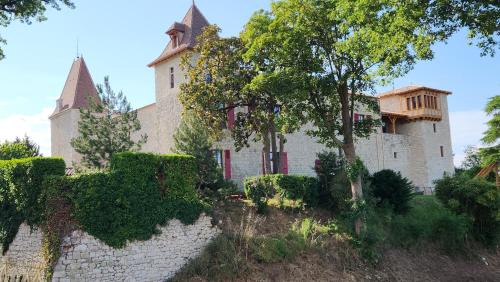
<box><xmin>224</xmin><ymin>150</ymin><xmax>231</xmax><ymax>179</ymax></box>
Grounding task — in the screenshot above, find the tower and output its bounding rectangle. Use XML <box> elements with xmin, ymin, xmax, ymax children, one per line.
<box><xmin>148</xmin><ymin>3</ymin><xmax>210</xmax><ymax>153</ymax></box>
<box><xmin>49</xmin><ymin>57</ymin><xmax>99</xmax><ymax>167</ymax></box>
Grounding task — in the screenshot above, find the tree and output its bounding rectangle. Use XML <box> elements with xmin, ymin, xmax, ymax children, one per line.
<box><xmin>71</xmin><ymin>76</ymin><xmax>147</xmax><ymax>169</ymax></box>
<box><xmin>480</xmin><ymin>95</ymin><xmax>500</xmax><ymax>165</ymax></box>
<box><xmin>0</xmin><ymin>135</ymin><xmax>41</xmax><ymax>160</ymax></box>
<box><xmin>173</xmin><ymin>112</ymin><xmax>221</xmax><ymax>190</ymax></box>
<box><xmin>180</xmin><ymin>25</ymin><xmax>300</xmax><ymax>174</ymax></box>
<box><xmin>243</xmin><ymin>0</ymin><xmax>498</xmax><ymax>234</ymax></box>
<box><xmin>0</xmin><ymin>0</ymin><xmax>74</xmax><ymax>60</ymax></box>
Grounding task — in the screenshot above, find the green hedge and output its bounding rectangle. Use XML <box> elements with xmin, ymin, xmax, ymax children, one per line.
<box><xmin>0</xmin><ymin>157</ymin><xmax>65</xmax><ymax>253</ymax></box>
<box><xmin>244</xmin><ymin>174</ymin><xmax>318</xmax><ymax>212</ymax></box>
<box><xmin>49</xmin><ymin>152</ymin><xmax>208</xmax><ymax>248</ymax></box>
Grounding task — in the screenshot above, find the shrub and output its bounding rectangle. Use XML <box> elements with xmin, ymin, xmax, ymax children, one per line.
<box><xmin>57</xmin><ymin>152</ymin><xmax>208</xmax><ymax>248</ymax></box>
<box><xmin>435</xmin><ymin>175</ymin><xmax>500</xmax><ymax>246</ymax></box>
<box><xmin>391</xmin><ymin>196</ymin><xmax>470</xmax><ymax>252</ymax></box>
<box><xmin>315</xmin><ymin>151</ymin><xmax>372</xmax><ymax>213</ymax></box>
<box><xmin>0</xmin><ymin>157</ymin><xmax>65</xmax><ymax>253</ymax></box>
<box><xmin>370</xmin><ymin>169</ymin><xmax>415</xmax><ymax>214</ymax></box>
<box><xmin>244</xmin><ymin>174</ymin><xmax>318</xmax><ymax>213</ymax></box>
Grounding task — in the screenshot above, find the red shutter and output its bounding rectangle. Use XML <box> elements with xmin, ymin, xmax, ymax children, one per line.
<box><xmin>314</xmin><ymin>159</ymin><xmax>321</xmax><ymax>171</ymax></box>
<box><xmin>224</xmin><ymin>150</ymin><xmax>231</xmax><ymax>179</ymax></box>
<box><xmin>227</xmin><ymin>106</ymin><xmax>235</xmax><ymax>129</ymax></box>
<box><xmin>354</xmin><ymin>113</ymin><xmax>359</xmax><ymax>123</ymax></box>
<box><xmin>280</xmin><ymin>152</ymin><xmax>288</xmax><ymax>175</ymax></box>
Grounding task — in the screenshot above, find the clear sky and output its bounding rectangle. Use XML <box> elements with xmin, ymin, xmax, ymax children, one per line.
<box><xmin>0</xmin><ymin>0</ymin><xmax>498</xmax><ymax>165</ymax></box>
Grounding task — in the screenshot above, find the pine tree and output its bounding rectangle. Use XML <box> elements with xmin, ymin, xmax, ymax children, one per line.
<box><xmin>71</xmin><ymin>76</ymin><xmax>147</xmax><ymax>169</ymax></box>
<box><xmin>173</xmin><ymin>112</ymin><xmax>222</xmax><ymax>190</ymax></box>
<box><xmin>0</xmin><ymin>135</ymin><xmax>41</xmax><ymax>160</ymax></box>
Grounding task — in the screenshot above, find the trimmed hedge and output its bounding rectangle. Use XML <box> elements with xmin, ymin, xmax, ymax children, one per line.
<box><xmin>244</xmin><ymin>174</ymin><xmax>318</xmax><ymax>212</ymax></box>
<box><xmin>0</xmin><ymin>157</ymin><xmax>65</xmax><ymax>253</ymax></box>
<box><xmin>48</xmin><ymin>152</ymin><xmax>208</xmax><ymax>248</ymax></box>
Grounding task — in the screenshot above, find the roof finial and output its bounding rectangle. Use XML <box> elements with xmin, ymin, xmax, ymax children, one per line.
<box><xmin>192</xmin><ymin>0</ymin><xmax>195</xmax><ymax>6</ymax></box>
<box><xmin>76</xmin><ymin>37</ymin><xmax>79</xmax><ymax>58</ymax></box>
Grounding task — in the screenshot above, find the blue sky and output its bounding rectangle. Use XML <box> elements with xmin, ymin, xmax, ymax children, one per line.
<box><xmin>0</xmin><ymin>0</ymin><xmax>498</xmax><ymax>165</ymax></box>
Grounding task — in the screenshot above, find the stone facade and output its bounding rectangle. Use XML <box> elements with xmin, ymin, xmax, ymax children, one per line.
<box><xmin>0</xmin><ymin>215</ymin><xmax>218</xmax><ymax>282</ymax></box>
<box><xmin>50</xmin><ymin>3</ymin><xmax>455</xmax><ymax>191</ymax></box>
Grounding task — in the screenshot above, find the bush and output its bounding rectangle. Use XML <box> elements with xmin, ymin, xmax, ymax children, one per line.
<box><xmin>391</xmin><ymin>196</ymin><xmax>471</xmax><ymax>252</ymax></box>
<box><xmin>0</xmin><ymin>157</ymin><xmax>65</xmax><ymax>253</ymax></box>
<box><xmin>315</xmin><ymin>151</ymin><xmax>373</xmax><ymax>214</ymax></box>
<box><xmin>370</xmin><ymin>169</ymin><xmax>415</xmax><ymax>214</ymax></box>
<box><xmin>0</xmin><ymin>136</ymin><xmax>41</xmax><ymax>160</ymax></box>
<box><xmin>435</xmin><ymin>174</ymin><xmax>500</xmax><ymax>246</ymax></box>
<box><xmin>244</xmin><ymin>174</ymin><xmax>318</xmax><ymax>213</ymax></box>
<box><xmin>54</xmin><ymin>152</ymin><xmax>208</xmax><ymax>248</ymax></box>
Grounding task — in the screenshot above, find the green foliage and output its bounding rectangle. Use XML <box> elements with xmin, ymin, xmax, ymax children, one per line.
<box><xmin>0</xmin><ymin>1</ymin><xmax>74</xmax><ymax>60</ymax></box>
<box><xmin>173</xmin><ymin>112</ymin><xmax>222</xmax><ymax>191</ymax></box>
<box><xmin>71</xmin><ymin>76</ymin><xmax>147</xmax><ymax>169</ymax></box>
<box><xmin>370</xmin><ymin>170</ymin><xmax>415</xmax><ymax>214</ymax></box>
<box><xmin>480</xmin><ymin>95</ymin><xmax>500</xmax><ymax>165</ymax></box>
<box><xmin>391</xmin><ymin>196</ymin><xmax>470</xmax><ymax>252</ymax></box>
<box><xmin>315</xmin><ymin>152</ymin><xmax>371</xmax><ymax>213</ymax></box>
<box><xmin>51</xmin><ymin>152</ymin><xmax>207</xmax><ymax>248</ymax></box>
<box><xmin>0</xmin><ymin>157</ymin><xmax>65</xmax><ymax>254</ymax></box>
<box><xmin>435</xmin><ymin>174</ymin><xmax>500</xmax><ymax>245</ymax></box>
<box><xmin>251</xmin><ymin>231</ymin><xmax>306</xmax><ymax>263</ymax></box>
<box><xmin>0</xmin><ymin>136</ymin><xmax>41</xmax><ymax>160</ymax></box>
<box><xmin>244</xmin><ymin>174</ymin><xmax>318</xmax><ymax>213</ymax></box>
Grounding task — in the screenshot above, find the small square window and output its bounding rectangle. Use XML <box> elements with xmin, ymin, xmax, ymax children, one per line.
<box><xmin>170</xmin><ymin>67</ymin><xmax>175</xmax><ymax>89</ymax></box>
<box><xmin>394</xmin><ymin>152</ymin><xmax>398</xmax><ymax>159</ymax></box>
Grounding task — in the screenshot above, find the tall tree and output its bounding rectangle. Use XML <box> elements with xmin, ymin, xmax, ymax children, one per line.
<box><xmin>0</xmin><ymin>0</ymin><xmax>74</xmax><ymax>60</ymax></box>
<box><xmin>71</xmin><ymin>76</ymin><xmax>147</xmax><ymax>169</ymax></box>
<box><xmin>180</xmin><ymin>25</ymin><xmax>300</xmax><ymax>174</ymax></box>
<box><xmin>0</xmin><ymin>135</ymin><xmax>41</xmax><ymax>160</ymax></box>
<box><xmin>480</xmin><ymin>95</ymin><xmax>500</xmax><ymax>166</ymax></box>
<box><xmin>244</xmin><ymin>0</ymin><xmax>499</xmax><ymax>234</ymax></box>
<box><xmin>173</xmin><ymin>111</ymin><xmax>222</xmax><ymax>190</ymax></box>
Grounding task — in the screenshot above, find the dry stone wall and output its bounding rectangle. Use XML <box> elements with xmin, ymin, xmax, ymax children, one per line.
<box><xmin>0</xmin><ymin>215</ymin><xmax>218</xmax><ymax>282</ymax></box>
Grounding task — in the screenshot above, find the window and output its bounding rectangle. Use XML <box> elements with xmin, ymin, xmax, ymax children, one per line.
<box><xmin>213</xmin><ymin>150</ymin><xmax>223</xmax><ymax>169</ymax></box>
<box><xmin>411</xmin><ymin>96</ymin><xmax>417</xmax><ymax>109</ymax></box>
<box><xmin>433</xmin><ymin>123</ymin><xmax>437</xmax><ymax>133</ymax></box>
<box><xmin>424</xmin><ymin>95</ymin><xmax>428</xmax><ymax>108</ymax></box>
<box><xmin>440</xmin><ymin>146</ymin><xmax>444</xmax><ymax>157</ymax></box>
<box><xmin>406</xmin><ymin>97</ymin><xmax>411</xmax><ymax>110</ymax></box>
<box><xmin>172</xmin><ymin>35</ymin><xmax>178</xmax><ymax>48</ymax></box>
<box><xmin>394</xmin><ymin>152</ymin><xmax>398</xmax><ymax>159</ymax></box>
<box><xmin>170</xmin><ymin>67</ymin><xmax>175</xmax><ymax>88</ymax></box>
<box><xmin>417</xmin><ymin>95</ymin><xmax>422</xmax><ymax>108</ymax></box>
<box><xmin>434</xmin><ymin>96</ymin><xmax>438</xmax><ymax>109</ymax></box>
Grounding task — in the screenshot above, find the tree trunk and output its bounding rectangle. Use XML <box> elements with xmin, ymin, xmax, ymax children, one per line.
<box><xmin>270</xmin><ymin>124</ymin><xmax>279</xmax><ymax>174</ymax></box>
<box><xmin>339</xmin><ymin>83</ymin><xmax>364</xmax><ymax>235</ymax></box>
<box><xmin>263</xmin><ymin>131</ymin><xmax>272</xmax><ymax>175</ymax></box>
<box><xmin>279</xmin><ymin>134</ymin><xmax>285</xmax><ymax>174</ymax></box>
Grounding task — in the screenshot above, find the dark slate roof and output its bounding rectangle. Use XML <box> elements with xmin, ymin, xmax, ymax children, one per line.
<box><xmin>148</xmin><ymin>3</ymin><xmax>210</xmax><ymax>67</ymax></box>
<box><xmin>51</xmin><ymin>57</ymin><xmax>99</xmax><ymax>117</ymax></box>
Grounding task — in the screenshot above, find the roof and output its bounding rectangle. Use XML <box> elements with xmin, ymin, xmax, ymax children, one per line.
<box><xmin>51</xmin><ymin>57</ymin><xmax>99</xmax><ymax>117</ymax></box>
<box><xmin>378</xmin><ymin>85</ymin><xmax>451</xmax><ymax>98</ymax></box>
<box><xmin>148</xmin><ymin>3</ymin><xmax>210</xmax><ymax>67</ymax></box>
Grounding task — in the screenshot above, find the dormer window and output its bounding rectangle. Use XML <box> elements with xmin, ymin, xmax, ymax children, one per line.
<box><xmin>172</xmin><ymin>35</ymin><xmax>178</xmax><ymax>48</ymax></box>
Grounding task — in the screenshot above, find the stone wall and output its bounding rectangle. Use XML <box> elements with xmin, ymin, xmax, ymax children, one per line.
<box><xmin>0</xmin><ymin>215</ymin><xmax>218</xmax><ymax>282</ymax></box>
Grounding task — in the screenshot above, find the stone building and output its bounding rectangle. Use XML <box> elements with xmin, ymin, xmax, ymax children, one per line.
<box><xmin>50</xmin><ymin>3</ymin><xmax>454</xmax><ymax>192</ymax></box>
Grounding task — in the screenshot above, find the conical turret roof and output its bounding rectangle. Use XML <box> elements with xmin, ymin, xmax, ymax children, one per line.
<box><xmin>51</xmin><ymin>57</ymin><xmax>99</xmax><ymax>117</ymax></box>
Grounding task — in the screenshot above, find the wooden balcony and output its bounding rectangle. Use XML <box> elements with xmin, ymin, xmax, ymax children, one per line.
<box><xmin>405</xmin><ymin>108</ymin><xmax>442</xmax><ymax>121</ymax></box>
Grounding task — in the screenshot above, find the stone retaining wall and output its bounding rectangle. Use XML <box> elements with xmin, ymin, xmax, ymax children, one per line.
<box><xmin>1</xmin><ymin>215</ymin><xmax>218</xmax><ymax>282</ymax></box>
